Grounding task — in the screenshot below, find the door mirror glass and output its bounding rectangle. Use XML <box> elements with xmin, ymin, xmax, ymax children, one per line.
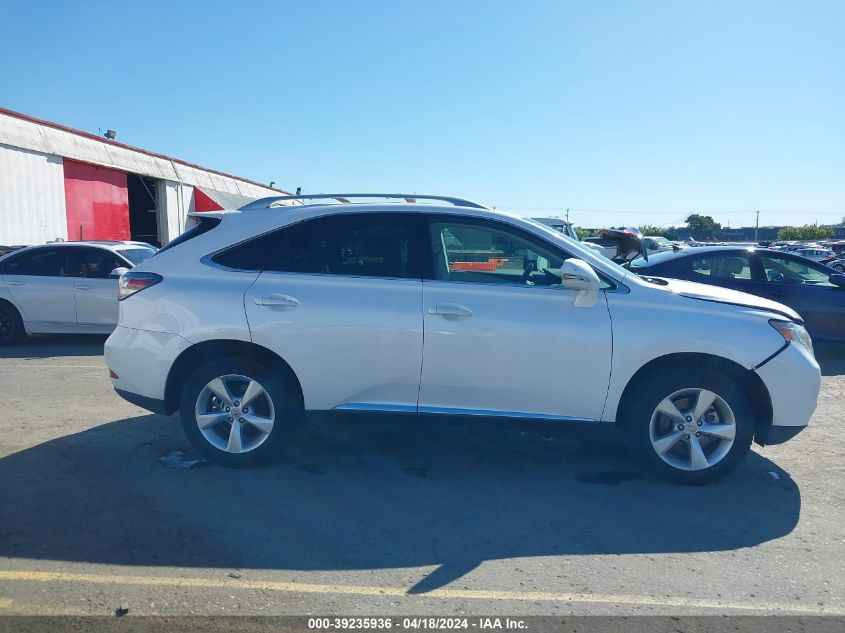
<box><xmin>110</xmin><ymin>267</ymin><xmax>130</xmax><ymax>279</ymax></box>
<box><xmin>830</xmin><ymin>273</ymin><xmax>845</xmax><ymax>288</ymax></box>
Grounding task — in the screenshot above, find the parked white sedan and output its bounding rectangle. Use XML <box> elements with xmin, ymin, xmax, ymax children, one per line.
<box><xmin>0</xmin><ymin>240</ymin><xmax>155</xmax><ymax>344</ymax></box>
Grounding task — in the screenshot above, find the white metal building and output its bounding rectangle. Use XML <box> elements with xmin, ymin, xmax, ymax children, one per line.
<box><xmin>0</xmin><ymin>107</ymin><xmax>288</xmax><ymax>246</ymax></box>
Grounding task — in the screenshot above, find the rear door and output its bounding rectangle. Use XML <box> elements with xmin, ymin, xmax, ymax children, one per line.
<box><xmin>66</xmin><ymin>246</ymin><xmax>124</xmax><ymax>326</ymax></box>
<box><xmin>244</xmin><ymin>212</ymin><xmax>424</xmax><ymax>411</ymax></box>
<box><xmin>0</xmin><ymin>247</ymin><xmax>77</xmax><ymax>326</ymax></box>
<box><xmin>684</xmin><ymin>251</ymin><xmax>765</xmax><ymax>296</ymax></box>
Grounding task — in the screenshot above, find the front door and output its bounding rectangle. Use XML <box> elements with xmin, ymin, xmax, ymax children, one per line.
<box><xmin>66</xmin><ymin>246</ymin><xmax>123</xmax><ymax>327</ymax></box>
<box><xmin>418</xmin><ymin>215</ymin><xmax>613</xmax><ymax>421</ymax></box>
<box><xmin>757</xmin><ymin>253</ymin><xmax>845</xmax><ymax>342</ymax></box>
<box><xmin>244</xmin><ymin>212</ymin><xmax>424</xmax><ymax>411</ymax></box>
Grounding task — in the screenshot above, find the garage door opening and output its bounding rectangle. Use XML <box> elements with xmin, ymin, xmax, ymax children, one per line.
<box><xmin>127</xmin><ymin>174</ymin><xmax>161</xmax><ymax>246</ymax></box>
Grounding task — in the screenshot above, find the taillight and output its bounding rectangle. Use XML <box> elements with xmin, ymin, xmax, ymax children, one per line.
<box><xmin>118</xmin><ymin>271</ymin><xmax>163</xmax><ymax>301</ymax></box>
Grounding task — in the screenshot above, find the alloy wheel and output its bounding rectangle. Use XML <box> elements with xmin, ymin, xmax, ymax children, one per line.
<box><xmin>194</xmin><ymin>374</ymin><xmax>276</xmax><ymax>454</ymax></box>
<box><xmin>648</xmin><ymin>388</ymin><xmax>736</xmax><ymax>471</ymax></box>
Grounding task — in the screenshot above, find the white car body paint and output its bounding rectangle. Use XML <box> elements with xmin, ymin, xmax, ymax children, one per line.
<box><xmin>104</xmin><ymin>202</ymin><xmax>820</xmax><ymax>448</ymax></box>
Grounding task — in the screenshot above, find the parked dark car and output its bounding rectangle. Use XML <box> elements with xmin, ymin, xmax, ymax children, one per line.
<box><xmin>630</xmin><ymin>246</ymin><xmax>845</xmax><ymax>343</ymax></box>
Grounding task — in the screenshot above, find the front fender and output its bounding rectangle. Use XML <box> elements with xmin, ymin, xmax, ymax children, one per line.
<box><xmin>602</xmin><ymin>290</ymin><xmax>786</xmax><ymax>422</ymax></box>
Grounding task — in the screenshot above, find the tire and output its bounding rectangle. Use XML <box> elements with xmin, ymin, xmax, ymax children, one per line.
<box><xmin>624</xmin><ymin>365</ymin><xmax>754</xmax><ymax>485</ymax></box>
<box><xmin>0</xmin><ymin>301</ymin><xmax>25</xmax><ymax>346</ymax></box>
<box><xmin>833</xmin><ymin>263</ymin><xmax>844</xmax><ymax>273</ymax></box>
<box><xmin>179</xmin><ymin>357</ymin><xmax>302</xmax><ymax>468</ymax></box>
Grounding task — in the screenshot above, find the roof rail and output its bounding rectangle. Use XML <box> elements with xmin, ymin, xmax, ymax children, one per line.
<box><xmin>239</xmin><ymin>193</ymin><xmax>488</xmax><ymax>210</ymax></box>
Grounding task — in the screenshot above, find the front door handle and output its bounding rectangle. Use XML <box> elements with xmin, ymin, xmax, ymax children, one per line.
<box><xmin>7</xmin><ymin>280</ymin><xmax>24</xmax><ymax>286</ymax></box>
<box><xmin>76</xmin><ymin>284</ymin><xmax>93</xmax><ymax>290</ymax></box>
<box><xmin>428</xmin><ymin>304</ymin><xmax>472</xmax><ymax>319</ymax></box>
<box><xmin>255</xmin><ymin>294</ymin><xmax>300</xmax><ymax>309</ymax></box>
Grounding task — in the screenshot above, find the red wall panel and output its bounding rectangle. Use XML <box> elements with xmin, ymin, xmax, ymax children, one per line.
<box><xmin>63</xmin><ymin>159</ymin><xmax>130</xmax><ymax>241</ymax></box>
<box><xmin>193</xmin><ymin>187</ymin><xmax>224</xmax><ymax>212</ymax></box>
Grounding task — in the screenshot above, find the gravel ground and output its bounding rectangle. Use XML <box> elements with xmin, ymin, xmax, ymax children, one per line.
<box><xmin>0</xmin><ymin>335</ymin><xmax>843</xmax><ymax>618</ymax></box>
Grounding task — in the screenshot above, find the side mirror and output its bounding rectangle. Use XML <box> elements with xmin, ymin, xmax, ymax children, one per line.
<box><xmin>561</xmin><ymin>258</ymin><xmax>601</xmax><ymax>308</ymax></box>
<box><xmin>830</xmin><ymin>273</ymin><xmax>845</xmax><ymax>288</ymax></box>
<box><xmin>110</xmin><ymin>267</ymin><xmax>130</xmax><ymax>279</ymax></box>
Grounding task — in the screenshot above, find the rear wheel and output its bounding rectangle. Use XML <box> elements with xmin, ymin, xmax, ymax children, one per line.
<box><xmin>625</xmin><ymin>366</ymin><xmax>754</xmax><ymax>484</ymax></box>
<box><xmin>179</xmin><ymin>358</ymin><xmax>301</xmax><ymax>467</ymax></box>
<box><xmin>0</xmin><ymin>302</ymin><xmax>25</xmax><ymax>346</ymax></box>
<box><xmin>833</xmin><ymin>263</ymin><xmax>844</xmax><ymax>272</ymax></box>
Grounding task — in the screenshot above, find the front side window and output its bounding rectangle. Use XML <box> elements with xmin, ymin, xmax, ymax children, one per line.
<box><xmin>266</xmin><ymin>213</ymin><xmax>419</xmax><ymax>279</ymax></box>
<box><xmin>428</xmin><ymin>217</ymin><xmax>575</xmax><ymax>288</ymax></box>
<box><xmin>761</xmin><ymin>255</ymin><xmax>835</xmax><ymax>287</ymax></box>
<box><xmin>67</xmin><ymin>248</ymin><xmax>123</xmax><ymax>279</ymax></box>
<box><xmin>689</xmin><ymin>254</ymin><xmax>752</xmax><ymax>280</ymax></box>
<box><xmin>0</xmin><ymin>248</ymin><xmax>67</xmax><ymax>276</ymax></box>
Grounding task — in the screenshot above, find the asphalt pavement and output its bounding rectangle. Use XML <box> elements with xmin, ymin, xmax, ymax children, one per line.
<box><xmin>0</xmin><ymin>335</ymin><xmax>843</xmax><ymax>618</ymax></box>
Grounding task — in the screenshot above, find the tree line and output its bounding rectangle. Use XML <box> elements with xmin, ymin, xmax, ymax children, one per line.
<box><xmin>575</xmin><ymin>215</ymin><xmax>841</xmax><ymax>242</ymax></box>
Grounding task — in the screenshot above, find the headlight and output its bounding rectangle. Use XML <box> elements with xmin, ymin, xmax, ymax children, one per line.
<box><xmin>769</xmin><ymin>319</ymin><xmax>813</xmax><ymax>354</ymax></box>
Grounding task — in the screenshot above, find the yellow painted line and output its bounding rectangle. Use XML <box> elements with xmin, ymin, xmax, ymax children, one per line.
<box><xmin>0</xmin><ymin>570</ymin><xmax>841</xmax><ymax>614</ymax></box>
<box><xmin>0</xmin><ymin>599</ymin><xmax>13</xmax><ymax>608</ymax></box>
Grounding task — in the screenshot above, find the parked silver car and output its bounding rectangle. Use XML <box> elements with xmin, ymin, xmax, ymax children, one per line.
<box><xmin>0</xmin><ymin>240</ymin><xmax>156</xmax><ymax>344</ymax></box>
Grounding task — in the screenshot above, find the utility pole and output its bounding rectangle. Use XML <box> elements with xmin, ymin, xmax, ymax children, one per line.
<box><xmin>754</xmin><ymin>210</ymin><xmax>760</xmax><ymax>242</ymax></box>
<box><xmin>565</xmin><ymin>208</ymin><xmax>570</xmax><ymax>223</ymax></box>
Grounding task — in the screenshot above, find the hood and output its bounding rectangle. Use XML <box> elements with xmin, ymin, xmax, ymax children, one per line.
<box><xmin>657</xmin><ymin>277</ymin><xmax>802</xmax><ymax>322</ymax></box>
<box><xmin>600</xmin><ymin>227</ymin><xmax>648</xmax><ymax>264</ymax></box>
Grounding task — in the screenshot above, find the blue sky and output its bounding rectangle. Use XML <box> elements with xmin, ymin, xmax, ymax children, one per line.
<box><xmin>1</xmin><ymin>0</ymin><xmax>842</xmax><ymax>228</ymax></box>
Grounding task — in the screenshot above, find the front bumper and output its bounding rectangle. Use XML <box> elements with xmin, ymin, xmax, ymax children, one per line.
<box><xmin>754</xmin><ymin>341</ymin><xmax>821</xmax><ymax>442</ymax></box>
<box><xmin>105</xmin><ymin>325</ymin><xmax>191</xmax><ymax>412</ymax></box>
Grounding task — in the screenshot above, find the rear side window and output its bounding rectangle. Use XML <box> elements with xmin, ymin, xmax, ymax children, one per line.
<box><xmin>265</xmin><ymin>213</ymin><xmax>419</xmax><ymax>279</ymax></box>
<box><xmin>0</xmin><ymin>248</ymin><xmax>67</xmax><ymax>276</ymax></box>
<box><xmin>211</xmin><ymin>231</ymin><xmax>283</xmax><ymax>271</ymax></box>
<box><xmin>689</xmin><ymin>254</ymin><xmax>752</xmax><ymax>280</ymax></box>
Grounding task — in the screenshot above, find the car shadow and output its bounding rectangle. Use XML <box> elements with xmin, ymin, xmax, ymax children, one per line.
<box><xmin>0</xmin><ymin>414</ymin><xmax>800</xmax><ymax>593</ymax></box>
<box><xmin>815</xmin><ymin>342</ymin><xmax>845</xmax><ymax>377</ymax></box>
<box><xmin>0</xmin><ymin>334</ymin><xmax>108</xmax><ymax>359</ymax></box>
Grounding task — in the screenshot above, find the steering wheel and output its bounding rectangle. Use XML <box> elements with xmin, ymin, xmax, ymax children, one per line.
<box><xmin>520</xmin><ymin>261</ymin><xmax>537</xmax><ymax>284</ymax></box>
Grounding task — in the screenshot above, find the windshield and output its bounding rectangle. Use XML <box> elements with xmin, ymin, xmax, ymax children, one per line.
<box><xmin>117</xmin><ymin>247</ymin><xmax>156</xmax><ymax>266</ymax></box>
<box><xmin>521</xmin><ymin>217</ymin><xmax>634</xmax><ymax>279</ymax></box>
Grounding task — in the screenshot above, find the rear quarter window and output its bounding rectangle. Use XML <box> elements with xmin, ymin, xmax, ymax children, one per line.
<box><xmin>211</xmin><ymin>230</ymin><xmax>284</xmax><ymax>271</ymax></box>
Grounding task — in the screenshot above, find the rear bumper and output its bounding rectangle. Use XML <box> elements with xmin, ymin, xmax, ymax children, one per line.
<box><xmin>114</xmin><ymin>388</ymin><xmax>169</xmax><ymax>415</ymax></box>
<box><xmin>754</xmin><ymin>342</ymin><xmax>821</xmax><ymax>439</ymax></box>
<box><xmin>105</xmin><ymin>325</ymin><xmax>190</xmax><ymax>410</ymax></box>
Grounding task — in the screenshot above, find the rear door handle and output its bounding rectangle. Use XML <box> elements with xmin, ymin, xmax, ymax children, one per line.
<box><xmin>254</xmin><ymin>294</ymin><xmax>300</xmax><ymax>309</ymax></box>
<box><xmin>76</xmin><ymin>284</ymin><xmax>93</xmax><ymax>290</ymax></box>
<box><xmin>7</xmin><ymin>280</ymin><xmax>24</xmax><ymax>286</ymax></box>
<box><xmin>428</xmin><ymin>304</ymin><xmax>472</xmax><ymax>319</ymax></box>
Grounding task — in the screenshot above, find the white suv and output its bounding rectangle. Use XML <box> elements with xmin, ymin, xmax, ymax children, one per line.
<box><xmin>105</xmin><ymin>194</ymin><xmax>821</xmax><ymax>484</ymax></box>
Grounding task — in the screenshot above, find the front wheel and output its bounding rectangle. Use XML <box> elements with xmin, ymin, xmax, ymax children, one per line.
<box><xmin>179</xmin><ymin>358</ymin><xmax>301</xmax><ymax>468</ymax></box>
<box><xmin>833</xmin><ymin>263</ymin><xmax>845</xmax><ymax>272</ymax></box>
<box><xmin>625</xmin><ymin>366</ymin><xmax>754</xmax><ymax>484</ymax></box>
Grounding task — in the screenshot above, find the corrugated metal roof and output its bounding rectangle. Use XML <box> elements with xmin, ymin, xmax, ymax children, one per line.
<box><xmin>197</xmin><ymin>187</ymin><xmax>255</xmax><ymax>210</ymax></box>
<box><xmin>0</xmin><ymin>107</ymin><xmax>290</xmax><ymax>199</ymax></box>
